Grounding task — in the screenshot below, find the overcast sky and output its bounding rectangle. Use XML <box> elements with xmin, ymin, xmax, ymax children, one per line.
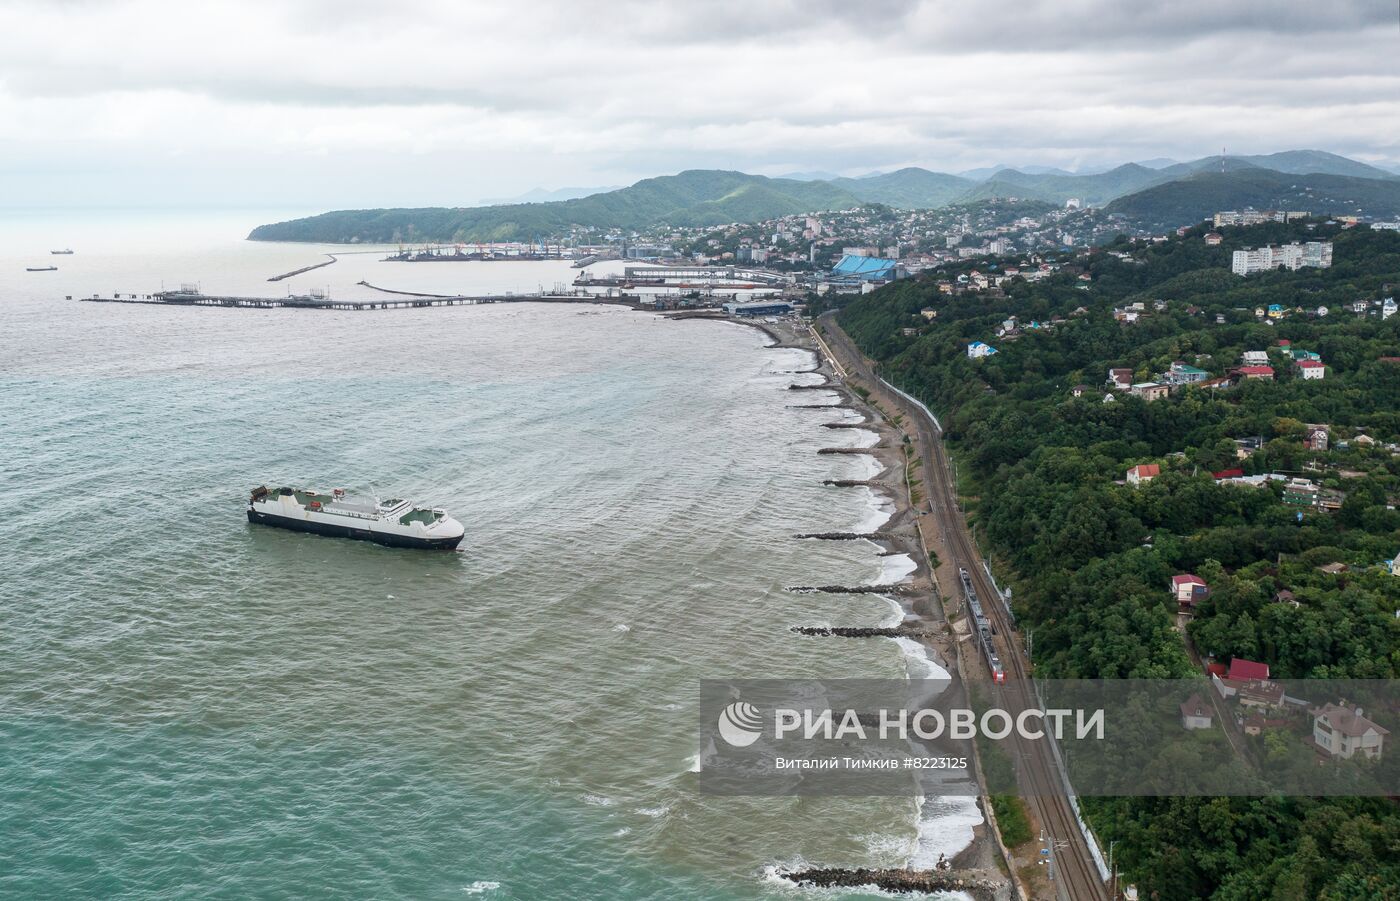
<box><xmin>2</xmin><ymin>0</ymin><xmax>1397</xmax><ymax>211</ymax></box>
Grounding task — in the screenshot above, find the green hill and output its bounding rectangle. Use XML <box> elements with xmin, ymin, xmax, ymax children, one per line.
<box><xmin>248</xmin><ymin>170</ymin><xmax>861</xmax><ymax>243</ymax></box>
<box><xmin>1105</xmin><ymin>169</ymin><xmax>1400</xmax><ymax>230</ymax></box>
<box><xmin>952</xmin><ymin>163</ymin><xmax>1170</xmax><ymax>206</ymax></box>
<box><xmin>248</xmin><ymin>151</ymin><xmax>1400</xmax><ymax>243</ymax></box>
<box><xmin>1162</xmin><ymin>149</ymin><xmax>1397</xmax><ymax>180</ymax></box>
<box><xmin>832</xmin><ymin>168</ymin><xmax>974</xmax><ymax>208</ymax></box>
<box><xmin>830</xmin><ymin>219</ymin><xmax>1400</xmax><ymax>901</ymax></box>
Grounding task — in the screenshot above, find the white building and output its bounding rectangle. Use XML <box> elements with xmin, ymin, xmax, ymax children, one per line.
<box><xmin>1312</xmin><ymin>703</ymin><xmax>1388</xmax><ymax>760</ymax></box>
<box><xmin>1180</xmin><ymin>694</ymin><xmax>1213</xmax><ymax>731</ymax></box>
<box><xmin>1383</xmin><ymin>298</ymin><xmax>1397</xmax><ymax>320</ymax></box>
<box><xmin>1231</xmin><ymin>242</ymin><xmax>1333</xmax><ymax>276</ymax></box>
<box><xmin>967</xmin><ymin>341</ymin><xmax>998</xmax><ymax>359</ymax></box>
<box><xmin>1215</xmin><ymin>209</ymin><xmax>1309</xmax><ymax>227</ymax></box>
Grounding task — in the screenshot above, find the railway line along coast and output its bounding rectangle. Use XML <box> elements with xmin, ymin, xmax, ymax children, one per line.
<box><xmin>814</xmin><ymin>312</ymin><xmax>1111</xmax><ymax>901</ymax></box>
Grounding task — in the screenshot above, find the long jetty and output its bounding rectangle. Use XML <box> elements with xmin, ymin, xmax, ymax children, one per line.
<box><xmin>267</xmin><ymin>255</ymin><xmax>337</xmax><ymax>282</ymax></box>
<box><xmin>73</xmin><ymin>289</ymin><xmax>610</xmax><ymax>311</ymax></box>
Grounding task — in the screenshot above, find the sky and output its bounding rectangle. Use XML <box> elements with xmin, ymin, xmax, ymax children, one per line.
<box><xmin>1</xmin><ymin>0</ymin><xmax>1398</xmax><ymax>212</ymax></box>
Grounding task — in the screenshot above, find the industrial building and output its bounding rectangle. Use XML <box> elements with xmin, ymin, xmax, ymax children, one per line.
<box><xmin>722</xmin><ymin>301</ymin><xmax>793</xmax><ymax>317</ymax></box>
<box><xmin>830</xmin><ymin>254</ymin><xmax>900</xmax><ymax>282</ymax></box>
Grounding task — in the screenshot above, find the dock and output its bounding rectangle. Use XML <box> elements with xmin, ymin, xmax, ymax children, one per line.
<box><xmin>72</xmin><ymin>289</ymin><xmax>623</xmax><ymax>311</ymax></box>
<box><xmin>268</xmin><ymin>255</ymin><xmax>337</xmax><ymax>282</ymax></box>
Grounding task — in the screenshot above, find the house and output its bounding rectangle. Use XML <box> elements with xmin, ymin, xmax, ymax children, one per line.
<box><xmin>1303</xmin><ymin>426</ymin><xmax>1329</xmax><ymax>451</ymax></box>
<box><xmin>1171</xmin><ymin>574</ymin><xmax>1209</xmax><ymax>607</ymax></box>
<box><xmin>1200</xmin><ymin>375</ymin><xmax>1236</xmax><ymax>391</ymax></box>
<box><xmin>1164</xmin><ymin>361</ymin><xmax>1209</xmax><ymax>384</ymax></box>
<box><xmin>1235</xmin><ymin>365</ymin><xmax>1275</xmax><ymax>381</ymax></box>
<box><xmin>1180</xmin><ymin>694</ymin><xmax>1214</xmax><ymax>730</ymax></box>
<box><xmin>1204</xmin><ymin>232</ymin><xmax>1223</xmax><ymax>245</ymax></box>
<box><xmin>1130</xmin><ymin>382</ymin><xmax>1170</xmax><ymax>401</ymax></box>
<box><xmin>1228</xmin><ymin>659</ymin><xmax>1270</xmax><ymax>682</ymax></box>
<box><xmin>967</xmin><ymin>341</ymin><xmax>998</xmax><ymax>359</ymax></box>
<box><xmin>1234</xmin><ymin>436</ymin><xmax>1264</xmax><ymax>457</ymax></box>
<box><xmin>1237</xmin><ymin>679</ymin><xmax>1285</xmax><ymax>709</ymax></box>
<box><xmin>1383</xmin><ymin>297</ymin><xmax>1397</xmax><ymax>320</ymax></box>
<box><xmin>1312</xmin><ymin>703</ymin><xmax>1388</xmax><ymax>759</ymax></box>
<box><xmin>1283</xmin><ymin>477</ymin><xmax>1319</xmax><ymax>506</ymax></box>
<box><xmin>1212</xmin><ymin>468</ymin><xmax>1245</xmax><ymax>480</ymax></box>
<box><xmin>1318</xmin><ymin>561</ymin><xmax>1348</xmax><ymax>575</ymax></box>
<box><xmin>1241</xmin><ymin>351</ymin><xmax>1269</xmax><ymax>365</ymax></box>
<box><xmin>1388</xmin><ymin>554</ymin><xmax>1399</xmax><ymax>576</ymax></box>
<box><xmin>1295</xmin><ymin>359</ymin><xmax>1325</xmax><ymax>380</ymax></box>
<box><xmin>1071</xmin><ymin>384</ymin><xmax>1091</xmax><ymax>397</ymax></box>
<box><xmin>1127</xmin><ymin>463</ymin><xmax>1160</xmax><ymax>486</ymax></box>
<box><xmin>1107</xmin><ymin>368</ymin><xmax>1134</xmax><ymax>389</ymax></box>
<box><xmin>1274</xmin><ymin>588</ymin><xmax>1301</xmax><ymax>608</ymax></box>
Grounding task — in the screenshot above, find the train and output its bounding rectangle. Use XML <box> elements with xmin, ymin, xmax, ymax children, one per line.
<box><xmin>960</xmin><ymin>568</ymin><xmax>1006</xmax><ymax>683</ymax></box>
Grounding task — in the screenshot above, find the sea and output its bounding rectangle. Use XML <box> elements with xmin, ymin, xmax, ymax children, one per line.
<box><xmin>0</xmin><ymin>209</ymin><xmax>979</xmax><ymax>899</ymax></box>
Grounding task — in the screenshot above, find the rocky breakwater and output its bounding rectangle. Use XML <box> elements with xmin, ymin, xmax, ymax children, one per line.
<box><xmin>779</xmin><ymin>866</ymin><xmax>1008</xmax><ymax>900</ymax></box>
<box><xmin>790</xmin><ymin>625</ymin><xmax>932</xmax><ymax>638</ymax></box>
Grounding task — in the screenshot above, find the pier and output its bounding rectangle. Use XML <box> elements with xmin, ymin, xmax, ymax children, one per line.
<box><xmin>268</xmin><ymin>255</ymin><xmax>337</xmax><ymax>281</ymax></box>
<box><xmin>382</xmin><ymin>243</ymin><xmax>574</xmax><ymax>263</ymax></box>
<box><xmin>574</xmin><ymin>264</ymin><xmax>795</xmax><ymax>291</ymax></box>
<box><xmin>73</xmin><ymin>289</ymin><xmax>617</xmax><ymax>311</ymax></box>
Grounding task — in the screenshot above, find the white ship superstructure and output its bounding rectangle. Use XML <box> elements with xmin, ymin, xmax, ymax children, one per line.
<box><xmin>247</xmin><ymin>486</ymin><xmax>465</xmax><ymax>550</ymax></box>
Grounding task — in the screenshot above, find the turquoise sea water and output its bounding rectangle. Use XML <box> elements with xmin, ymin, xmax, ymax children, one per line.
<box><xmin>0</xmin><ymin>213</ymin><xmax>974</xmax><ymax>899</ymax></box>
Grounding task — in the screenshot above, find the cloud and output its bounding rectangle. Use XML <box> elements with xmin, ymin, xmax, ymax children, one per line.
<box><xmin>0</xmin><ymin>0</ymin><xmax>1397</xmax><ymax>208</ymax></box>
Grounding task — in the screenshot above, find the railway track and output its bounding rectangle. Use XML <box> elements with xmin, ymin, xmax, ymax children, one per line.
<box><xmin>816</xmin><ymin>314</ymin><xmax>1109</xmax><ymax>901</ymax></box>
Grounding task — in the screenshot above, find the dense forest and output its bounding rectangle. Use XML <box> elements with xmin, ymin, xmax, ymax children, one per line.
<box><xmin>835</xmin><ymin>220</ymin><xmax>1400</xmax><ymax>898</ymax></box>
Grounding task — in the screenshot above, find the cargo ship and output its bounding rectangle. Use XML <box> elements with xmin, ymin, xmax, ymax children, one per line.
<box><xmin>247</xmin><ymin>486</ymin><xmax>465</xmax><ymax>550</ymax></box>
<box><xmin>27</xmin><ymin>266</ymin><xmax>58</xmax><ymax>272</ymax></box>
<box><xmin>51</xmin><ymin>249</ymin><xmax>74</xmax><ymax>255</ymax></box>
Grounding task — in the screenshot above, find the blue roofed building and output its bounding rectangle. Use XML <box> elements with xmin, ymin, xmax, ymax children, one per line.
<box><xmin>831</xmin><ymin>254</ymin><xmax>899</xmax><ymax>282</ymax></box>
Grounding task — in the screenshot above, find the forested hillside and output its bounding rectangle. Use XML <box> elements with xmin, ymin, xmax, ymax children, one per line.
<box><xmin>247</xmin><ymin>170</ymin><xmax>860</xmax><ymax>243</ymax></box>
<box><xmin>835</xmin><ymin>221</ymin><xmax>1400</xmax><ymax>898</ymax></box>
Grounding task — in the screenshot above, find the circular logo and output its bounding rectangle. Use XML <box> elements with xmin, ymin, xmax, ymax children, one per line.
<box><xmin>717</xmin><ymin>700</ymin><xmax>763</xmax><ymax>747</ymax></box>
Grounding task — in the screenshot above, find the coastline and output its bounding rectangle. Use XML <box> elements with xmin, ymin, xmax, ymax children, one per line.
<box><xmin>677</xmin><ymin>312</ymin><xmax>1009</xmax><ymax>897</ymax></box>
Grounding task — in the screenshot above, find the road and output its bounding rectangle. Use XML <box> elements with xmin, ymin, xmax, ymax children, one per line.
<box><xmin>815</xmin><ymin>313</ymin><xmax>1110</xmax><ymax>901</ymax></box>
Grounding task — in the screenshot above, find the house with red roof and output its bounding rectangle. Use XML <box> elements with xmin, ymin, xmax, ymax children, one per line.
<box><xmin>1228</xmin><ymin>658</ymin><xmax>1270</xmax><ymax>681</ymax></box>
<box><xmin>1127</xmin><ymin>463</ymin><xmax>1160</xmax><ymax>486</ymax></box>
<box><xmin>1295</xmin><ymin>359</ymin><xmax>1325</xmax><ymax>380</ymax></box>
<box><xmin>1235</xmin><ymin>365</ymin><xmax>1275</xmax><ymax>381</ymax></box>
<box><xmin>1171</xmin><ymin>574</ymin><xmax>1209</xmax><ymax>606</ymax></box>
<box><xmin>1212</xmin><ymin>468</ymin><xmax>1245</xmax><ymax>480</ymax></box>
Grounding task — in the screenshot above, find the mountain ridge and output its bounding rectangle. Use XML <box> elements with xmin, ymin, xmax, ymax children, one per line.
<box><xmin>247</xmin><ymin>150</ymin><xmax>1400</xmax><ymax>243</ymax></box>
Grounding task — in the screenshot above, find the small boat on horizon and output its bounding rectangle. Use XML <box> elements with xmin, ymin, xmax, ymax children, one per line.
<box><xmin>27</xmin><ymin>265</ymin><xmax>58</xmax><ymax>272</ymax></box>
<box><xmin>51</xmin><ymin>249</ymin><xmax>74</xmax><ymax>255</ymax></box>
<box><xmin>248</xmin><ymin>485</ymin><xmax>465</xmax><ymax>550</ymax></box>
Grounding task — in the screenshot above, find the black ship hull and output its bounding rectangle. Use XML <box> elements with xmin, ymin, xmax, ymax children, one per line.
<box><xmin>247</xmin><ymin>507</ymin><xmax>463</xmax><ymax>550</ymax></box>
